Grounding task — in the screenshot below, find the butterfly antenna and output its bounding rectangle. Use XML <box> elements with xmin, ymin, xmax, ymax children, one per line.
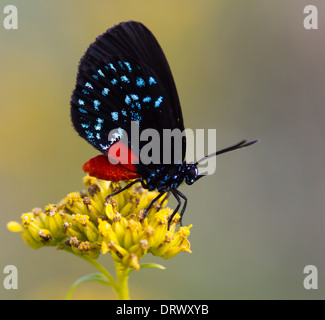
<box><xmin>194</xmin><ymin>139</ymin><xmax>260</xmax><ymax>166</ymax></box>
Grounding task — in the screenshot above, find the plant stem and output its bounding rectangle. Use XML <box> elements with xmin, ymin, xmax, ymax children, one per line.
<box><xmin>64</xmin><ymin>248</ymin><xmax>130</xmax><ymax>299</ymax></box>
<box><xmin>79</xmin><ymin>255</ymin><xmax>118</xmax><ymax>290</ymax></box>
<box><xmin>79</xmin><ymin>255</ymin><xmax>130</xmax><ymax>300</ymax></box>
<box><xmin>115</xmin><ymin>262</ymin><xmax>130</xmax><ymax>300</ymax></box>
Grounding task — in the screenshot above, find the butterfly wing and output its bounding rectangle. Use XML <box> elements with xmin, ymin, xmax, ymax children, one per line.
<box><xmin>71</xmin><ymin>21</ymin><xmax>185</xmax><ymax>178</ymax></box>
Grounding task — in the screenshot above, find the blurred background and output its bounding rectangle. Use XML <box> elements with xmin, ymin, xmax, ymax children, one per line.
<box><xmin>1</xmin><ymin>0</ymin><xmax>325</xmax><ymax>300</ymax></box>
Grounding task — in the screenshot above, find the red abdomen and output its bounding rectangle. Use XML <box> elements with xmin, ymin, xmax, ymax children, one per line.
<box><xmin>82</xmin><ymin>155</ymin><xmax>140</xmax><ymax>181</ymax></box>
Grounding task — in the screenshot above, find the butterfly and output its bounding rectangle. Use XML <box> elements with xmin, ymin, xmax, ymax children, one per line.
<box><xmin>70</xmin><ymin>21</ymin><xmax>258</xmax><ymax>228</ymax></box>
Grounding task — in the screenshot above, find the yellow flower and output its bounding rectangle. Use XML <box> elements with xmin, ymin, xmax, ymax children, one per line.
<box><xmin>8</xmin><ymin>176</ymin><xmax>192</xmax><ymax>271</ymax></box>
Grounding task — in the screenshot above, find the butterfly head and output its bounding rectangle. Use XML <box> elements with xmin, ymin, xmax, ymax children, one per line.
<box><xmin>184</xmin><ymin>163</ymin><xmax>199</xmax><ymax>185</ymax></box>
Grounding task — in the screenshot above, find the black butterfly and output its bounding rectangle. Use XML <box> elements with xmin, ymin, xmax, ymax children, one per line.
<box><xmin>70</xmin><ymin>21</ymin><xmax>258</xmax><ymax>228</ymax></box>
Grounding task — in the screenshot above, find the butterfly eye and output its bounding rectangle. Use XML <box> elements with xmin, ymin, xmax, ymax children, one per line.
<box><xmin>185</xmin><ymin>165</ymin><xmax>198</xmax><ymax>185</ymax></box>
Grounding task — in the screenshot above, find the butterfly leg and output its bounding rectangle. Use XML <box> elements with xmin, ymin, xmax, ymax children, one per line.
<box><xmin>174</xmin><ymin>189</ymin><xmax>187</xmax><ymax>226</ymax></box>
<box><xmin>143</xmin><ymin>191</ymin><xmax>166</xmax><ymax>219</ymax></box>
<box><xmin>159</xmin><ymin>191</ymin><xmax>171</xmax><ymax>209</ymax></box>
<box><xmin>105</xmin><ymin>178</ymin><xmax>143</xmax><ymax>200</ymax></box>
<box><xmin>168</xmin><ymin>190</ymin><xmax>182</xmax><ymax>230</ymax></box>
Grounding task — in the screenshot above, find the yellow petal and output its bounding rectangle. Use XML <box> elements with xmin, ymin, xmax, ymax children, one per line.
<box><xmin>7</xmin><ymin>221</ymin><xmax>23</xmax><ymax>232</ymax></box>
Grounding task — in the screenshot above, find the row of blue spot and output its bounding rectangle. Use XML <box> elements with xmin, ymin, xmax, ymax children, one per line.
<box><xmin>77</xmin><ymin>60</ymin><xmax>163</xmax><ymax>149</ymax></box>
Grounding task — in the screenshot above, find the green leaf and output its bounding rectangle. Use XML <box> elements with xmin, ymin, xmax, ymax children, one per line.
<box><xmin>66</xmin><ymin>273</ymin><xmax>111</xmax><ymax>300</ymax></box>
<box><xmin>139</xmin><ymin>263</ymin><xmax>166</xmax><ymax>270</ymax></box>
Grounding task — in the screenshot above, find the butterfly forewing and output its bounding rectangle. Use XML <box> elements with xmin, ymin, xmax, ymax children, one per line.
<box><xmin>71</xmin><ymin>21</ymin><xmax>186</xmax><ymax>176</ymax></box>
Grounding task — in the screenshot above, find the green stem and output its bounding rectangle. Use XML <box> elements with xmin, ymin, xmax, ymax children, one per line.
<box><xmin>76</xmin><ymin>253</ymin><xmax>130</xmax><ymax>300</ymax></box>
<box><xmin>114</xmin><ymin>262</ymin><xmax>130</xmax><ymax>300</ymax></box>
<box><xmin>79</xmin><ymin>255</ymin><xmax>119</xmax><ymax>292</ymax></box>
<box><xmin>64</xmin><ymin>249</ymin><xmax>166</xmax><ymax>299</ymax></box>
<box><xmin>63</xmin><ymin>248</ymin><xmax>132</xmax><ymax>299</ymax></box>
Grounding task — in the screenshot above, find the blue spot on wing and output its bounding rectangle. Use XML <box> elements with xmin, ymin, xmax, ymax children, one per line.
<box><xmin>98</xmin><ymin>69</ymin><xmax>105</xmax><ymax>77</ymax></box>
<box><xmin>130</xmin><ymin>111</ymin><xmax>141</xmax><ymax>121</ymax></box>
<box><xmin>143</xmin><ymin>96</ymin><xmax>151</xmax><ymax>103</ymax></box>
<box><xmin>85</xmin><ymin>82</ymin><xmax>93</xmax><ymax>89</ymax></box>
<box><xmin>94</xmin><ymin>118</ymin><xmax>104</xmax><ymax>130</ymax></box>
<box><xmin>154</xmin><ymin>96</ymin><xmax>163</xmax><ymax>108</ymax></box>
<box><xmin>136</xmin><ymin>77</ymin><xmax>145</xmax><ymax>87</ymax></box>
<box><xmin>99</xmin><ymin>144</ymin><xmax>109</xmax><ymax>151</ymax></box>
<box><xmin>111</xmin><ymin>112</ymin><xmax>119</xmax><ymax>121</ymax></box>
<box><xmin>102</xmin><ymin>88</ymin><xmax>109</xmax><ymax>96</ymax></box>
<box><xmin>149</xmin><ymin>77</ymin><xmax>157</xmax><ymax>85</ymax></box>
<box><xmin>120</xmin><ymin>75</ymin><xmax>130</xmax><ymax>83</ymax></box>
<box><xmin>93</xmin><ymin>100</ymin><xmax>101</xmax><ymax>111</ymax></box>
<box><xmin>124</xmin><ymin>62</ymin><xmax>132</xmax><ymax>72</ymax></box>
<box><xmin>108</xmin><ymin>63</ymin><xmax>117</xmax><ymax>72</ymax></box>
<box><xmin>125</xmin><ymin>95</ymin><xmax>131</xmax><ymax>105</ymax></box>
<box><xmin>118</xmin><ymin>61</ymin><xmax>125</xmax><ymax>70</ymax></box>
<box><xmin>78</xmin><ymin>108</ymin><xmax>87</xmax><ymax>114</ymax></box>
<box><xmin>85</xmin><ymin>130</ymin><xmax>94</xmax><ymax>141</ymax></box>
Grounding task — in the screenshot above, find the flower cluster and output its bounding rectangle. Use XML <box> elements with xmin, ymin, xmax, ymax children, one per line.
<box><xmin>8</xmin><ymin>176</ymin><xmax>192</xmax><ymax>270</ymax></box>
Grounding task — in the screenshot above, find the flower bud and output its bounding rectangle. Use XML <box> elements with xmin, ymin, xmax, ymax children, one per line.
<box><xmin>105</xmin><ymin>197</ymin><xmax>118</xmax><ymax>220</ymax></box>
<box><xmin>108</xmin><ymin>241</ymin><xmax>129</xmax><ymax>263</ymax></box>
<box><xmin>139</xmin><ymin>226</ymin><xmax>155</xmax><ymax>247</ymax></box>
<box><xmin>120</xmin><ymin>196</ymin><xmax>140</xmax><ymax>216</ymax></box>
<box><xmin>72</xmin><ymin>213</ymin><xmax>99</xmax><ymax>242</ymax></box>
<box><xmin>122</xmin><ymin>253</ymin><xmax>140</xmax><ymax>271</ymax></box>
<box><xmin>7</xmin><ymin>221</ymin><xmax>23</xmax><ymax>233</ymax></box>
<box><xmin>111</xmin><ymin>214</ymin><xmax>127</xmax><ymax>246</ymax></box>
<box><xmin>38</xmin><ymin>229</ymin><xmax>54</xmax><ymax>245</ymax></box>
<box><xmin>21</xmin><ymin>229</ymin><xmax>43</xmax><ymax>249</ymax></box>
<box><xmin>123</xmin><ymin>219</ymin><xmax>139</xmax><ymax>249</ymax></box>
<box><xmin>98</xmin><ymin>219</ymin><xmax>120</xmax><ymax>244</ymax></box>
<box><xmin>83</xmin><ymin>197</ymin><xmax>100</xmax><ymax>221</ymax></box>
<box><xmin>129</xmin><ymin>240</ymin><xmax>148</xmax><ymax>260</ymax></box>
